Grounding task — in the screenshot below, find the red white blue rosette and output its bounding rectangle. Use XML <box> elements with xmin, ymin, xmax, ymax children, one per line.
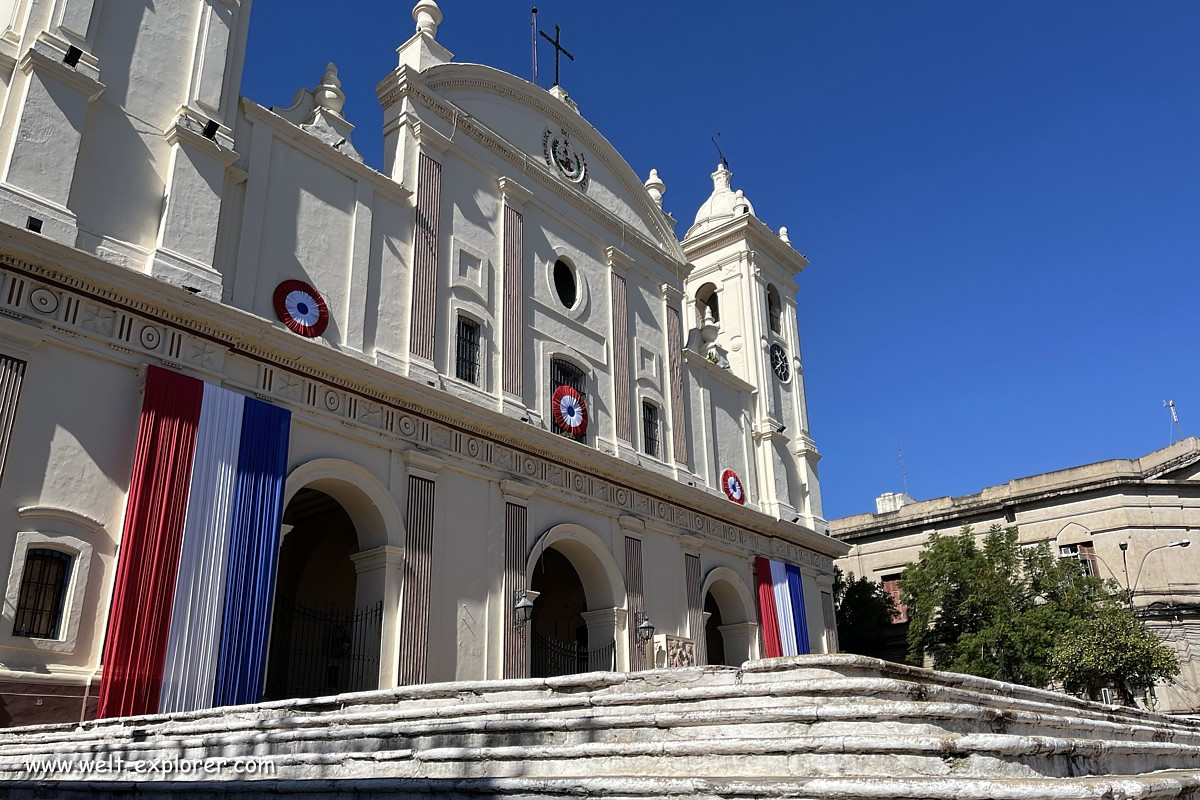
<box><xmin>551</xmin><ymin>385</ymin><xmax>588</xmax><ymax>438</ymax></box>
<box><xmin>721</xmin><ymin>469</ymin><xmax>746</xmax><ymax>504</ymax></box>
<box><xmin>273</xmin><ymin>280</ymin><xmax>329</xmax><ymax>338</ymax></box>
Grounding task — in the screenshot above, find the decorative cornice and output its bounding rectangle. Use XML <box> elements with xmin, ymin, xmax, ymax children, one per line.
<box><xmin>683</xmin><ymin>214</ymin><xmax>809</xmax><ymax>277</ymax></box>
<box><xmin>0</xmin><ymin>229</ymin><xmax>847</xmax><ymax>567</ymax></box>
<box><xmin>497</xmin><ymin>176</ymin><xmax>533</xmax><ymax>209</ymax></box>
<box><xmin>21</xmin><ymin>36</ymin><xmax>103</xmax><ymax>100</ymax></box>
<box><xmin>500</xmin><ymin>479</ymin><xmax>536</xmax><ymax>504</ymax></box>
<box><xmin>18</xmin><ymin>506</ymin><xmax>105</xmax><ymax>533</ymax></box>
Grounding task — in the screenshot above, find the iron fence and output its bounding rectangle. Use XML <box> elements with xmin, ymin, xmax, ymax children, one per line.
<box><xmin>266</xmin><ymin>600</ymin><xmax>382</xmax><ymax>700</ymax></box>
<box><xmin>530</xmin><ymin>630</ymin><xmax>615</xmax><ymax>678</ymax></box>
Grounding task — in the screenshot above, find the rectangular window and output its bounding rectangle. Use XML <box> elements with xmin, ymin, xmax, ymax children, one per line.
<box><xmin>13</xmin><ymin>548</ymin><xmax>72</xmax><ymax>639</ymax></box>
<box><xmin>1060</xmin><ymin>542</ymin><xmax>1097</xmax><ymax>578</ymax></box>
<box><xmin>455</xmin><ymin>315</ymin><xmax>481</xmax><ymax>385</ymax></box>
<box><xmin>881</xmin><ymin>573</ymin><xmax>909</xmax><ymax>624</ymax></box>
<box><xmin>642</xmin><ymin>401</ymin><xmax>660</xmax><ymax>458</ymax></box>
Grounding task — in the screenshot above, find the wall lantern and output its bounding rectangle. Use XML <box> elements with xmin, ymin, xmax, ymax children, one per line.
<box><xmin>637</xmin><ymin>614</ymin><xmax>655</xmax><ymax>643</ymax></box>
<box><xmin>513</xmin><ymin>591</ymin><xmax>535</xmax><ymax>626</ymax></box>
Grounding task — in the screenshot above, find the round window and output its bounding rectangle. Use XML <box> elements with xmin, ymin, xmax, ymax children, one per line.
<box><xmin>553</xmin><ymin>259</ymin><xmax>577</xmax><ymax>309</ymax></box>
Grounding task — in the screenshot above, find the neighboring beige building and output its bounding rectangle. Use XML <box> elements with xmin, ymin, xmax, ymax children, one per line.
<box><xmin>832</xmin><ymin>438</ymin><xmax>1200</xmax><ymax>714</ymax></box>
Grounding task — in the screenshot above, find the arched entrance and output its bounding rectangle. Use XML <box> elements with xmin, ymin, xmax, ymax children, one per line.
<box><xmin>526</xmin><ymin>525</ymin><xmax>627</xmax><ymax>676</ymax></box>
<box><xmin>702</xmin><ymin>567</ymin><xmax>757</xmax><ymax>666</ymax></box>
<box><xmin>264</xmin><ymin>488</ymin><xmax>383</xmax><ymax>700</ymax></box>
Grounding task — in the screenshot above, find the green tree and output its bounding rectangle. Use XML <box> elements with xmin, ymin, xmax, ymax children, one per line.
<box><xmin>1050</xmin><ymin>606</ymin><xmax>1180</xmax><ymax>705</ymax></box>
<box><xmin>899</xmin><ymin>524</ymin><xmax>1174</xmax><ymax>698</ymax></box>
<box><xmin>833</xmin><ymin>567</ymin><xmax>896</xmax><ymax>657</ymax></box>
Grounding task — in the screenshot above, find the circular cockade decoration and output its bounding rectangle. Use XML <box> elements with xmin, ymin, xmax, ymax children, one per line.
<box><xmin>721</xmin><ymin>468</ymin><xmax>746</xmax><ymax>505</ymax></box>
<box><xmin>273</xmin><ymin>280</ymin><xmax>329</xmax><ymax>338</ymax></box>
<box><xmin>551</xmin><ymin>385</ymin><xmax>589</xmax><ymax>438</ymax></box>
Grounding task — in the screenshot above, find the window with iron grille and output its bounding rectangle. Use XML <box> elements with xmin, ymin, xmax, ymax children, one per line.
<box><xmin>13</xmin><ymin>548</ymin><xmax>72</xmax><ymax>639</ymax></box>
<box><xmin>550</xmin><ymin>359</ymin><xmax>586</xmax><ymax>438</ymax></box>
<box><xmin>455</xmin><ymin>315</ymin><xmax>481</xmax><ymax>385</ymax></box>
<box><xmin>642</xmin><ymin>401</ymin><xmax>660</xmax><ymax>458</ymax></box>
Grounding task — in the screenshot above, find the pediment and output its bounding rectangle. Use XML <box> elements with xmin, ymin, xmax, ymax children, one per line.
<box><xmin>422</xmin><ymin>64</ymin><xmax>685</xmax><ymax>261</ymax></box>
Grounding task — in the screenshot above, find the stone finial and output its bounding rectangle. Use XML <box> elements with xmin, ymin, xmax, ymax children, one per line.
<box><xmin>313</xmin><ymin>62</ymin><xmax>345</xmax><ymax>116</ymax></box>
<box><xmin>712</xmin><ymin>163</ymin><xmax>732</xmax><ymax>192</ymax></box>
<box><xmin>733</xmin><ymin>189</ymin><xmax>750</xmax><ymax>215</ymax></box>
<box><xmin>645</xmin><ymin>169</ymin><xmax>666</xmax><ymax>208</ymax></box>
<box><xmin>779</xmin><ymin>226</ymin><xmax>791</xmax><ymax>244</ymax></box>
<box><xmin>413</xmin><ymin>0</ymin><xmax>442</xmax><ymax>38</ymax></box>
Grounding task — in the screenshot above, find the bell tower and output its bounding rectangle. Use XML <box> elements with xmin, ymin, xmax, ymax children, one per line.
<box><xmin>682</xmin><ymin>165</ymin><xmax>824</xmax><ymax>529</ymax></box>
<box><xmin>0</xmin><ymin>0</ymin><xmax>251</xmax><ymax>299</ymax></box>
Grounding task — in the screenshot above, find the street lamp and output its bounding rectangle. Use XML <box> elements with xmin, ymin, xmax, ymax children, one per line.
<box><xmin>1128</xmin><ymin>539</ymin><xmax>1190</xmax><ymax>606</ymax></box>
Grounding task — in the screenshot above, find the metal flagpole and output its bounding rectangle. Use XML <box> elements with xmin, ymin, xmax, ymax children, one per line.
<box><xmin>531</xmin><ymin>8</ymin><xmax>538</xmax><ymax>86</ymax></box>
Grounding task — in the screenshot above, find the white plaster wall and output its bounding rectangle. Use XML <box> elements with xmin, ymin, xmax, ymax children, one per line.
<box><xmin>70</xmin><ymin>2</ymin><xmax>205</xmax><ymax>251</ymax></box>
<box><xmin>430</xmin><ymin>82</ymin><xmax>660</xmax><ymax>244</ymax></box>
<box><xmin>0</xmin><ymin>341</ymin><xmax>141</xmax><ymax>672</ymax></box>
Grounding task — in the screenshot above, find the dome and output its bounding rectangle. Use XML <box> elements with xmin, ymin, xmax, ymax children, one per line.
<box><xmin>685</xmin><ymin>164</ymin><xmax>755</xmax><ymax>238</ymax></box>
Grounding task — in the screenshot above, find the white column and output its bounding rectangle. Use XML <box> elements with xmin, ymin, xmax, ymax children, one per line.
<box><xmin>350</xmin><ymin>545</ymin><xmax>404</xmax><ymax>690</ymax></box>
<box><xmin>719</xmin><ymin>622</ymin><xmax>758</xmax><ymax>665</ymax></box>
<box><xmin>581</xmin><ymin>607</ymin><xmax>627</xmax><ymax>672</ymax></box>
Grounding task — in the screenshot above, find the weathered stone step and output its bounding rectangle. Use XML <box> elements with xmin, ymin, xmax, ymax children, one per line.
<box><xmin>6</xmin><ymin>673</ymin><xmax>1196</xmax><ymax>754</ymax></box>
<box><xmin>3</xmin><ymin>732</ymin><xmax>1200</xmax><ymax>781</ymax></box>
<box><xmin>6</xmin><ymin>773</ymin><xmax>1200</xmax><ymax>799</ymax></box>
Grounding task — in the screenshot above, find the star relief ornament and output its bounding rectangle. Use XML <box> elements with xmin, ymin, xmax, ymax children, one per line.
<box><xmin>551</xmin><ymin>385</ymin><xmax>588</xmax><ymax>438</ymax></box>
<box><xmin>721</xmin><ymin>469</ymin><xmax>746</xmax><ymax>504</ymax></box>
<box><xmin>273</xmin><ymin>280</ymin><xmax>329</xmax><ymax>338</ymax></box>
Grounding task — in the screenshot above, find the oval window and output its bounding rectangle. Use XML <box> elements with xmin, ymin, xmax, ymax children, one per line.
<box><xmin>553</xmin><ymin>259</ymin><xmax>577</xmax><ymax>309</ymax></box>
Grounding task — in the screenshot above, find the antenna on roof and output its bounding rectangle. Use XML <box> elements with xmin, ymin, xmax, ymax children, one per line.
<box><xmin>898</xmin><ymin>442</ymin><xmax>910</xmax><ymax>496</ymax></box>
<box><xmin>1165</xmin><ymin>400</ymin><xmax>1183</xmax><ymax>443</ymax></box>
<box><xmin>712</xmin><ymin>133</ymin><xmax>729</xmax><ymax>169</ymax></box>
<box><xmin>531</xmin><ymin>8</ymin><xmax>539</xmax><ymax>86</ymax></box>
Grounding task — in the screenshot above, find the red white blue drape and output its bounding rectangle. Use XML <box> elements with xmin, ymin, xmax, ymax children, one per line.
<box><xmin>754</xmin><ymin>556</ymin><xmax>811</xmax><ymax>657</ymax></box>
<box><xmin>98</xmin><ymin>366</ymin><xmax>291</xmax><ymax>718</ymax></box>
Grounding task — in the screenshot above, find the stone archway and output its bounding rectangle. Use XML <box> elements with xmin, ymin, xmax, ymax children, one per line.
<box><xmin>266</xmin><ymin>460</ymin><xmax>406</xmax><ymax>696</ymax></box>
<box><xmin>701</xmin><ymin>566</ymin><xmax>757</xmax><ymax>665</ymax></box>
<box><xmin>526</xmin><ymin>524</ymin><xmax>627</xmax><ymax>674</ymax></box>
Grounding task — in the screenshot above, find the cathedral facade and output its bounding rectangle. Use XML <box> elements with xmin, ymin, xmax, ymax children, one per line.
<box><xmin>0</xmin><ymin>0</ymin><xmax>846</xmax><ymax>726</ymax></box>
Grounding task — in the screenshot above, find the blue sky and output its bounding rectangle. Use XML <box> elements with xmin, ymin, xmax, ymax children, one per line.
<box><xmin>242</xmin><ymin>2</ymin><xmax>1200</xmax><ymax>519</ymax></box>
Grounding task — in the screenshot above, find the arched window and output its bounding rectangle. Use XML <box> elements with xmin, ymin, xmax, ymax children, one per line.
<box><xmin>13</xmin><ymin>548</ymin><xmax>72</xmax><ymax>639</ymax></box>
<box><xmin>695</xmin><ymin>283</ymin><xmax>719</xmax><ymax>326</ymax></box>
<box><xmin>550</xmin><ymin>358</ymin><xmax>587</xmax><ymax>438</ymax></box>
<box><xmin>766</xmin><ymin>284</ymin><xmax>782</xmax><ymax>335</ymax></box>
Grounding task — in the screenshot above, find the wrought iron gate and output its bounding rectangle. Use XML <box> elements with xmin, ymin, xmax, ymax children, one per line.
<box><xmin>266</xmin><ymin>600</ymin><xmax>382</xmax><ymax>700</ymax></box>
<box><xmin>531</xmin><ymin>631</ymin><xmax>615</xmax><ymax>678</ymax></box>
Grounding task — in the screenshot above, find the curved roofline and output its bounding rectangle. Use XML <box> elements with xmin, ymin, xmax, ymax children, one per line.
<box><xmin>423</xmin><ymin>63</ymin><xmax>685</xmax><ymax>261</ymax></box>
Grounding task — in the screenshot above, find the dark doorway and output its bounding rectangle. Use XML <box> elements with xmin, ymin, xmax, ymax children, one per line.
<box><xmin>529</xmin><ymin>547</ymin><xmax>614</xmax><ymax>676</ymax></box>
<box><xmin>704</xmin><ymin>591</ymin><xmax>727</xmax><ymax>666</ymax></box>
<box><xmin>264</xmin><ymin>488</ymin><xmax>381</xmax><ymax>699</ymax></box>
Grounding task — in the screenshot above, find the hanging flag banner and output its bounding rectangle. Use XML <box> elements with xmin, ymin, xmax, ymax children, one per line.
<box><xmin>98</xmin><ymin>366</ymin><xmax>291</xmax><ymax>719</ymax></box>
<box><xmin>754</xmin><ymin>556</ymin><xmax>811</xmax><ymax>658</ymax></box>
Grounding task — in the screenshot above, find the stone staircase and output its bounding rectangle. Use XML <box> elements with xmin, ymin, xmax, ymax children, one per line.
<box><xmin>3</xmin><ymin>655</ymin><xmax>1200</xmax><ymax>798</ymax></box>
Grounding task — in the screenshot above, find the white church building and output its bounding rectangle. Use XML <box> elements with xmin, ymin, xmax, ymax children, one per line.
<box><xmin>0</xmin><ymin>0</ymin><xmax>847</xmax><ymax>726</ymax></box>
